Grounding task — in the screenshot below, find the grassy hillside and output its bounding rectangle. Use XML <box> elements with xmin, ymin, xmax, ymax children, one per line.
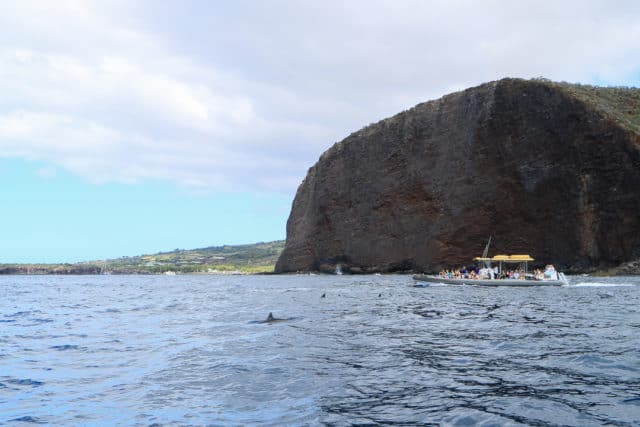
<box><xmin>0</xmin><ymin>240</ymin><xmax>285</xmax><ymax>275</ymax></box>
<box><xmin>95</xmin><ymin>240</ymin><xmax>285</xmax><ymax>274</ymax></box>
<box><xmin>536</xmin><ymin>78</ymin><xmax>640</xmax><ymax>134</ymax></box>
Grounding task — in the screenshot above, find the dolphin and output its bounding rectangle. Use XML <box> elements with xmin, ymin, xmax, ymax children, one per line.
<box><xmin>250</xmin><ymin>312</ymin><xmax>290</xmax><ymax>324</ymax></box>
<box><xmin>265</xmin><ymin>312</ymin><xmax>280</xmax><ymax>322</ymax></box>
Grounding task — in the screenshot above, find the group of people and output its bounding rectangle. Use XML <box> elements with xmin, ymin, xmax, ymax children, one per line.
<box><xmin>438</xmin><ymin>264</ymin><xmax>558</xmax><ymax>281</ymax></box>
<box><xmin>438</xmin><ymin>266</ymin><xmax>499</xmax><ymax>280</ymax></box>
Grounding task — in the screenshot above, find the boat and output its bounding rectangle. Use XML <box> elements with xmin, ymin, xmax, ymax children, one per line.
<box><xmin>413</xmin><ymin>250</ymin><xmax>569</xmax><ymax>287</ymax></box>
<box><xmin>412</xmin><ymin>273</ymin><xmax>568</xmax><ymax>287</ymax></box>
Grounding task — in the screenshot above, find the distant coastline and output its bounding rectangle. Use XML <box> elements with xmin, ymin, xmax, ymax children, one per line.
<box><xmin>0</xmin><ymin>241</ymin><xmax>284</xmax><ymax>275</ymax></box>
<box><xmin>3</xmin><ymin>237</ymin><xmax>638</xmax><ymax>276</ymax></box>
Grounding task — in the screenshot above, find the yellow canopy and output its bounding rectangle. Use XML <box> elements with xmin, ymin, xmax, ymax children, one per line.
<box><xmin>508</xmin><ymin>255</ymin><xmax>534</xmax><ymax>261</ymax></box>
<box><xmin>473</xmin><ymin>254</ymin><xmax>535</xmax><ymax>262</ymax></box>
<box><xmin>492</xmin><ymin>255</ymin><xmax>534</xmax><ymax>262</ymax></box>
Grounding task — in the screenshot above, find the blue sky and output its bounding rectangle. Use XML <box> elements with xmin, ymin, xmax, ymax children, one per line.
<box><xmin>1</xmin><ymin>1</ymin><xmax>639</xmax><ymax>262</ymax></box>
<box><xmin>1</xmin><ymin>158</ymin><xmax>290</xmax><ymax>262</ymax></box>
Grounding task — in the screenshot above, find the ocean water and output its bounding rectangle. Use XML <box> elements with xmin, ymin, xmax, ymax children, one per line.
<box><xmin>1</xmin><ymin>274</ymin><xmax>639</xmax><ymax>426</ymax></box>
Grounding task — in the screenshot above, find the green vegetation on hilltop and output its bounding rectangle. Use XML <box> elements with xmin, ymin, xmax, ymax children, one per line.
<box><xmin>87</xmin><ymin>240</ymin><xmax>285</xmax><ymax>274</ymax></box>
<box><xmin>0</xmin><ymin>240</ymin><xmax>285</xmax><ymax>275</ymax></box>
<box><xmin>533</xmin><ymin>77</ymin><xmax>640</xmax><ymax>134</ymax></box>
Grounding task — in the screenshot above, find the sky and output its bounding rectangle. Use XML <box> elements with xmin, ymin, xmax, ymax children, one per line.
<box><xmin>1</xmin><ymin>0</ymin><xmax>640</xmax><ymax>263</ymax></box>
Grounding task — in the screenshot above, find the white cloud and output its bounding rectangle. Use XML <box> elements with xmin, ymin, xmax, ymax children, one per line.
<box><xmin>0</xmin><ymin>50</ymin><xmax>255</xmax><ymax>133</ymax></box>
<box><xmin>0</xmin><ymin>0</ymin><xmax>639</xmax><ymax>193</ymax></box>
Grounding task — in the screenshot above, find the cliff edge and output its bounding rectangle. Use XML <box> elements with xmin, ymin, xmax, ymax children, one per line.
<box><xmin>276</xmin><ymin>78</ymin><xmax>640</xmax><ymax>274</ymax></box>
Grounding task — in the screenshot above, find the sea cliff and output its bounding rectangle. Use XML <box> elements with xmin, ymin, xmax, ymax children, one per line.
<box><xmin>276</xmin><ymin>78</ymin><xmax>640</xmax><ymax>274</ymax></box>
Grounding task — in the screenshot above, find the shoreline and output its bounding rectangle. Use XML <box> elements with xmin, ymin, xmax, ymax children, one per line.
<box><xmin>0</xmin><ymin>271</ymin><xmax>637</xmax><ymax>278</ymax></box>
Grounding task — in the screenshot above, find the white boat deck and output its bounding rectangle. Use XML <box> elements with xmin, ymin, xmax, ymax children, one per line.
<box><xmin>413</xmin><ymin>274</ymin><xmax>567</xmax><ymax>287</ymax></box>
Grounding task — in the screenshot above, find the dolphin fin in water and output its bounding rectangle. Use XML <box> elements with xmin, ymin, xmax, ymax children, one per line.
<box><xmin>256</xmin><ymin>312</ymin><xmax>286</xmax><ymax>324</ymax></box>
<box><xmin>249</xmin><ymin>312</ymin><xmax>295</xmax><ymax>324</ymax></box>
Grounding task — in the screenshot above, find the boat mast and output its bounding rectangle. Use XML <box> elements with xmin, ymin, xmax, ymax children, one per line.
<box><xmin>482</xmin><ymin>236</ymin><xmax>492</xmax><ymax>269</ymax></box>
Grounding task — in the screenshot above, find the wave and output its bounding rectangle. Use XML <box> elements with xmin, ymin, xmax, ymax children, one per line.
<box><xmin>569</xmin><ymin>282</ymin><xmax>635</xmax><ymax>287</ymax></box>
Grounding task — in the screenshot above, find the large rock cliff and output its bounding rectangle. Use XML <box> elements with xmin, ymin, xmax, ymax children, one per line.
<box><xmin>275</xmin><ymin>78</ymin><xmax>640</xmax><ymax>274</ymax></box>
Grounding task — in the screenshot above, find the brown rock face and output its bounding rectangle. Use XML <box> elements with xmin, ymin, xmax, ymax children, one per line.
<box><xmin>275</xmin><ymin>78</ymin><xmax>640</xmax><ymax>273</ymax></box>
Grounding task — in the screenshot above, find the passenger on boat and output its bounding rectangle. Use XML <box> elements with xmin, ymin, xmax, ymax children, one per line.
<box><xmin>478</xmin><ymin>267</ymin><xmax>491</xmax><ymax>279</ymax></box>
<box><xmin>534</xmin><ymin>269</ymin><xmax>543</xmax><ymax>280</ymax></box>
<box><xmin>543</xmin><ymin>265</ymin><xmax>558</xmax><ymax>280</ymax></box>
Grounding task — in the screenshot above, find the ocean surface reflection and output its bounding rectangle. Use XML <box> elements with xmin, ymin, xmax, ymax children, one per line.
<box><xmin>1</xmin><ymin>274</ymin><xmax>639</xmax><ymax>426</ymax></box>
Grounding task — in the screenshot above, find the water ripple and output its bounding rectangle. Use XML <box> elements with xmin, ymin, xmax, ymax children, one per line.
<box><xmin>6</xmin><ymin>378</ymin><xmax>45</xmax><ymax>387</ymax></box>
<box><xmin>0</xmin><ymin>274</ymin><xmax>639</xmax><ymax>425</ymax></box>
<box><xmin>9</xmin><ymin>415</ymin><xmax>46</xmax><ymax>424</ymax></box>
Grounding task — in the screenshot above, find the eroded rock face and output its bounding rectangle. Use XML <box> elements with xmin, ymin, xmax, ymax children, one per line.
<box><xmin>275</xmin><ymin>78</ymin><xmax>640</xmax><ymax>273</ymax></box>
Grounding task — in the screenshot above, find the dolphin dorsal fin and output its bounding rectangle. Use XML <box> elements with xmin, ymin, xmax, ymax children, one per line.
<box><xmin>266</xmin><ymin>312</ymin><xmax>274</xmax><ymax>321</ymax></box>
